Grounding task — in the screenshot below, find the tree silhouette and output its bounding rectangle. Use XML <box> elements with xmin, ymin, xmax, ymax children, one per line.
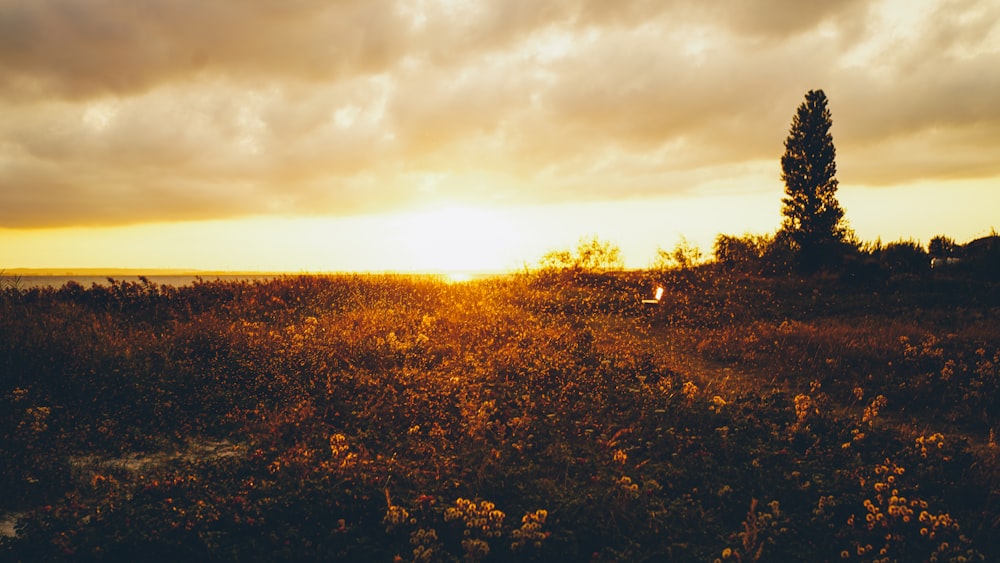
<box><xmin>539</xmin><ymin>236</ymin><xmax>623</xmax><ymax>272</ymax></box>
<box><xmin>779</xmin><ymin>89</ymin><xmax>847</xmax><ymax>272</ymax></box>
<box><xmin>928</xmin><ymin>235</ymin><xmax>958</xmax><ymax>258</ymax></box>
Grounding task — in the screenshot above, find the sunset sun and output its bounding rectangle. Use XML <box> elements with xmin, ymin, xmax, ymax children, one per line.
<box><xmin>396</xmin><ymin>205</ymin><xmax>520</xmax><ymax>274</ymax></box>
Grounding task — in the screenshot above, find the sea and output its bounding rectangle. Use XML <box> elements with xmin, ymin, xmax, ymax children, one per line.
<box><xmin>8</xmin><ymin>274</ymin><xmax>283</xmax><ymax>290</ymax></box>
<box><xmin>4</xmin><ymin>271</ymin><xmax>495</xmax><ymax>289</ymax></box>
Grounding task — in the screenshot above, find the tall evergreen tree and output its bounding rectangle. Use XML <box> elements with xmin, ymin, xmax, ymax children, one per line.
<box><xmin>780</xmin><ymin>89</ymin><xmax>846</xmax><ymax>272</ymax></box>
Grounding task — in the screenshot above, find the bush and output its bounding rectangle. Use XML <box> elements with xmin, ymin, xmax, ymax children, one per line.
<box><xmin>880</xmin><ymin>240</ymin><xmax>929</xmax><ymax>275</ymax></box>
<box><xmin>539</xmin><ymin>236</ymin><xmax>624</xmax><ymax>273</ymax></box>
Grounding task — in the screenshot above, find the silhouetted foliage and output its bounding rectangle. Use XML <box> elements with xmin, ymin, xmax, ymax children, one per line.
<box><xmin>779</xmin><ymin>90</ymin><xmax>848</xmax><ymax>273</ymax></box>
<box><xmin>879</xmin><ymin>240</ymin><xmax>929</xmax><ymax>275</ymax></box>
<box><xmin>962</xmin><ymin>233</ymin><xmax>1000</xmax><ymax>279</ymax></box>
<box><xmin>539</xmin><ymin>236</ymin><xmax>624</xmax><ymax>272</ymax></box>
<box><xmin>710</xmin><ymin>232</ymin><xmax>796</xmax><ymax>276</ymax></box>
<box><xmin>928</xmin><ymin>235</ymin><xmax>958</xmax><ymax>259</ymax></box>
<box><xmin>714</xmin><ymin>233</ymin><xmax>771</xmax><ymax>273</ymax></box>
<box><xmin>652</xmin><ymin>236</ymin><xmax>703</xmax><ymax>270</ymax></box>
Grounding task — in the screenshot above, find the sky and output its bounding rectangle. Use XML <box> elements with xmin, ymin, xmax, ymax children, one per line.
<box><xmin>1</xmin><ymin>0</ymin><xmax>998</xmax><ymax>273</ymax></box>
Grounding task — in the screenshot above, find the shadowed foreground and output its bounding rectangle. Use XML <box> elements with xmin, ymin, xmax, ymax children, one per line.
<box><xmin>1</xmin><ymin>271</ymin><xmax>998</xmax><ymax>561</ymax></box>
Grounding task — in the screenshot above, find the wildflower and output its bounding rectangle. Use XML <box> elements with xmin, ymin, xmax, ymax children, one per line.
<box><xmin>512</xmin><ymin>509</ymin><xmax>549</xmax><ymax>551</ymax></box>
<box><xmin>863</xmin><ymin>395</ymin><xmax>887</xmax><ymax>427</ymax></box>
<box><xmin>330</xmin><ymin>433</ymin><xmax>350</xmax><ymax>458</ymax></box>
<box><xmin>384</xmin><ymin>505</ymin><xmax>410</xmax><ymax>527</ymax></box>
<box><xmin>793</xmin><ymin>394</ymin><xmax>816</xmax><ymax>425</ymax></box>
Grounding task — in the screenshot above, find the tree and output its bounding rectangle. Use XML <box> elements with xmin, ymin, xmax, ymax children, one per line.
<box><xmin>652</xmin><ymin>236</ymin><xmax>703</xmax><ymax>271</ymax></box>
<box><xmin>927</xmin><ymin>235</ymin><xmax>958</xmax><ymax>258</ymax></box>
<box><xmin>714</xmin><ymin>233</ymin><xmax>768</xmax><ymax>271</ymax></box>
<box><xmin>880</xmin><ymin>239</ymin><xmax>928</xmax><ymax>275</ymax></box>
<box><xmin>539</xmin><ymin>236</ymin><xmax>623</xmax><ymax>272</ymax></box>
<box><xmin>779</xmin><ymin>89</ymin><xmax>847</xmax><ymax>272</ymax></box>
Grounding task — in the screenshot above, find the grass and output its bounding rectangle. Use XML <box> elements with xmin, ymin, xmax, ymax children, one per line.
<box><xmin>1</xmin><ymin>269</ymin><xmax>997</xmax><ymax>561</ymax></box>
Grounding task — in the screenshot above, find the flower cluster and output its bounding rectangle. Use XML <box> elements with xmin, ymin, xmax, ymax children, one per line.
<box><xmin>408</xmin><ymin>528</ymin><xmax>439</xmax><ymax>562</ymax></box>
<box><xmin>793</xmin><ymin>393</ymin><xmax>816</xmax><ymax>429</ymax></box>
<box><xmin>460</xmin><ymin>538</ymin><xmax>490</xmax><ymax>563</ymax></box>
<box><xmin>813</xmin><ymin>495</ymin><xmax>836</xmax><ymax>517</ymax></box>
<box><xmin>510</xmin><ymin>509</ymin><xmax>549</xmax><ymax>551</ymax></box>
<box><xmin>617</xmin><ymin>475</ymin><xmax>640</xmax><ymax>499</ymax></box>
<box><xmin>862</xmin><ymin>395</ymin><xmax>888</xmax><ymax>427</ymax></box>
<box><xmin>444</xmin><ymin>498</ymin><xmax>505</xmax><ymax>539</ymax></box>
<box><xmin>848</xmin><ymin>459</ymin><xmax>975</xmax><ymax>562</ymax></box>
<box><xmin>915</xmin><ymin>432</ymin><xmax>946</xmax><ymax>459</ymax></box>
<box><xmin>860</xmin><ymin>461</ymin><xmax>911</xmax><ymax>528</ymax></box>
<box><xmin>384</xmin><ymin>504</ymin><xmax>411</xmax><ymax>530</ymax></box>
<box><xmin>682</xmin><ymin>380</ymin><xmax>699</xmax><ymax>401</ymax></box>
<box><xmin>18</xmin><ymin>406</ymin><xmax>51</xmax><ymax>434</ymax></box>
<box><xmin>327</xmin><ymin>432</ymin><xmax>359</xmax><ymax>469</ymax></box>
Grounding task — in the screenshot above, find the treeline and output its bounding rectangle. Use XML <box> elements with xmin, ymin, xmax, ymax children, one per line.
<box><xmin>712</xmin><ymin>231</ymin><xmax>1000</xmax><ymax>280</ymax></box>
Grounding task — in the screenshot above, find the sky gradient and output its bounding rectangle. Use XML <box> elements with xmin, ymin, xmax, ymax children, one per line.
<box><xmin>2</xmin><ymin>0</ymin><xmax>998</xmax><ymax>272</ymax></box>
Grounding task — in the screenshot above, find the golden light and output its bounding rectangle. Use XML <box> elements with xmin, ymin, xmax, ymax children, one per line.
<box><xmin>395</xmin><ymin>204</ymin><xmax>521</xmax><ymax>273</ymax></box>
<box><xmin>445</xmin><ymin>272</ymin><xmax>473</xmax><ymax>283</ymax></box>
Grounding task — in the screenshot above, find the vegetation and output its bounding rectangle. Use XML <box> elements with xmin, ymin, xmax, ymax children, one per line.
<box><xmin>1</xmin><ymin>266</ymin><xmax>998</xmax><ymax>562</ymax></box>
<box><xmin>928</xmin><ymin>236</ymin><xmax>959</xmax><ymax>260</ymax></box>
<box><xmin>780</xmin><ymin>89</ymin><xmax>848</xmax><ymax>273</ymax></box>
<box><xmin>652</xmin><ymin>237</ymin><xmax>704</xmax><ymax>271</ymax></box>
<box><xmin>539</xmin><ymin>236</ymin><xmax>624</xmax><ymax>273</ymax></box>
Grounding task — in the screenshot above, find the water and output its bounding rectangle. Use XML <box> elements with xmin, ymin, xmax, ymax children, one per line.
<box><xmin>3</xmin><ymin>271</ymin><xmax>505</xmax><ymax>290</ymax></box>
<box><xmin>7</xmin><ymin>274</ymin><xmax>282</xmax><ymax>289</ymax></box>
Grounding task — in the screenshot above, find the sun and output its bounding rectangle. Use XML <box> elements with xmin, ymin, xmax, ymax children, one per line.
<box><xmin>445</xmin><ymin>272</ymin><xmax>473</xmax><ymax>283</ymax></box>
<box><xmin>397</xmin><ymin>205</ymin><xmax>519</xmax><ymax>274</ymax></box>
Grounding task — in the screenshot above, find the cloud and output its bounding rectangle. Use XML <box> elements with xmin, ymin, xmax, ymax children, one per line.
<box><xmin>0</xmin><ymin>0</ymin><xmax>412</xmax><ymax>100</ymax></box>
<box><xmin>0</xmin><ymin>0</ymin><xmax>998</xmax><ymax>227</ymax></box>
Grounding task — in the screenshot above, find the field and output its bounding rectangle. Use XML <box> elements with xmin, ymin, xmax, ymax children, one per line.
<box><xmin>1</xmin><ymin>269</ymin><xmax>998</xmax><ymax>562</ymax></box>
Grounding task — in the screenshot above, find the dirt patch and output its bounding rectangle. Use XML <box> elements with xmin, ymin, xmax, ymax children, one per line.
<box><xmin>70</xmin><ymin>438</ymin><xmax>244</xmax><ymax>474</ymax></box>
<box><xmin>1</xmin><ymin>512</ymin><xmax>20</xmax><ymax>539</ymax></box>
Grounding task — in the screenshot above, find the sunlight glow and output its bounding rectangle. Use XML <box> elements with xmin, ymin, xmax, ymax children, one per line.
<box><xmin>395</xmin><ymin>205</ymin><xmax>521</xmax><ymax>273</ymax></box>
<box><xmin>445</xmin><ymin>272</ymin><xmax>473</xmax><ymax>283</ymax></box>
<box><xmin>1</xmin><ymin>181</ymin><xmax>997</xmax><ymax>273</ymax></box>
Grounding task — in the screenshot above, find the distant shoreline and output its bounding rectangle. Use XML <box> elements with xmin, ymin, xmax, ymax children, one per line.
<box><xmin>0</xmin><ymin>270</ymin><xmax>507</xmax><ymax>289</ymax></box>
<box><xmin>2</xmin><ymin>268</ymin><xmax>289</xmax><ymax>277</ymax></box>
<box><xmin>2</xmin><ymin>268</ymin><xmax>507</xmax><ymax>277</ymax></box>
